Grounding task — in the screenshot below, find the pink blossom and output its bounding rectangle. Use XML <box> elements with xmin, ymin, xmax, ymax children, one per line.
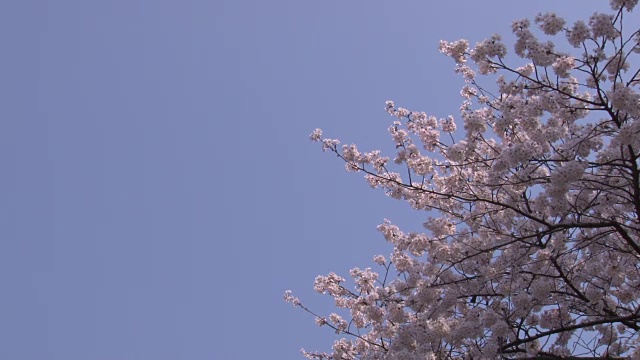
<box><xmin>290</xmin><ymin>3</ymin><xmax>640</xmax><ymax>359</ymax></box>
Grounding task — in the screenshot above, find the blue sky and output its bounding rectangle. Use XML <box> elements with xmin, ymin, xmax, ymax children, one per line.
<box><xmin>1</xmin><ymin>1</ymin><xmax>615</xmax><ymax>359</ymax></box>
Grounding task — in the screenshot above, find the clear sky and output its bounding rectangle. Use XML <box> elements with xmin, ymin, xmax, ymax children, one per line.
<box><xmin>0</xmin><ymin>1</ymin><xmax>615</xmax><ymax>359</ymax></box>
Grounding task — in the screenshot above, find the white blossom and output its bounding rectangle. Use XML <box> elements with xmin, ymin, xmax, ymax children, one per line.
<box><xmin>291</xmin><ymin>3</ymin><xmax>640</xmax><ymax>359</ymax></box>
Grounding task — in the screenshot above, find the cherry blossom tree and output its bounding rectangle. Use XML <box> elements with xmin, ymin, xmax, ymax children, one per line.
<box><xmin>286</xmin><ymin>1</ymin><xmax>640</xmax><ymax>358</ymax></box>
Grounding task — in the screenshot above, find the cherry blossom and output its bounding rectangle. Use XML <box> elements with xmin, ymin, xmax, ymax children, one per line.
<box><xmin>287</xmin><ymin>1</ymin><xmax>640</xmax><ymax>359</ymax></box>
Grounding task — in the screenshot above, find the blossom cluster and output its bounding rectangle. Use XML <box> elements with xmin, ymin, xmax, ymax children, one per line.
<box><xmin>288</xmin><ymin>1</ymin><xmax>640</xmax><ymax>359</ymax></box>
